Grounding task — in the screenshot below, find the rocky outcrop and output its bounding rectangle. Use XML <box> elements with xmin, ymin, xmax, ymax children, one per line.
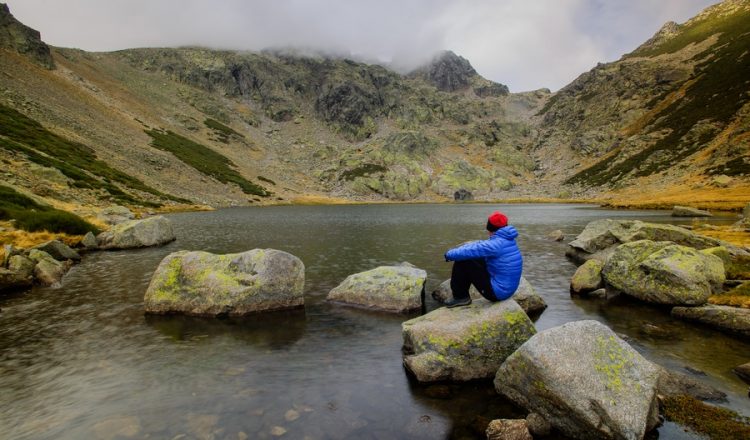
<box><xmin>415</xmin><ymin>50</ymin><xmax>477</xmax><ymax>92</ymax></box>
<box><xmin>602</xmin><ymin>240</ymin><xmax>725</xmax><ymax>306</ymax></box>
<box><xmin>0</xmin><ymin>254</ymin><xmax>34</xmax><ymax>291</ymax></box>
<box><xmin>570</xmin><ymin>259</ymin><xmax>604</xmax><ymax>295</ymax></box>
<box><xmin>567</xmin><ymin>220</ymin><xmax>722</xmax><ymax>264</ymax></box>
<box><xmin>327</xmin><ymin>264</ymin><xmax>426</xmax><ymax>313</ymax></box>
<box><xmin>453</xmin><ymin>188</ymin><xmax>473</xmax><ymax>201</ymax></box>
<box><xmin>0</xmin><ymin>4</ymin><xmax>54</xmax><ymax>68</ymax></box>
<box><xmin>495</xmin><ymin>320</ymin><xmax>661</xmax><ymax>440</ymax></box>
<box><xmin>33</xmin><ymin>240</ymin><xmax>81</xmax><ymax>261</ymax></box>
<box><xmin>486</xmin><ymin>419</ymin><xmax>532</xmax><ymax>440</ymax></box>
<box><xmin>29</xmin><ymin>249</ymin><xmax>71</xmax><ymax>287</ymax></box>
<box><xmin>402</xmin><ymin>299</ymin><xmax>535</xmax><ymax>382</ymax></box>
<box><xmin>431</xmin><ymin>277</ymin><xmax>546</xmax><ymax>315</ymax></box>
<box><xmin>144</xmin><ymin>249</ymin><xmax>305</xmax><ymax>317</ymax></box>
<box><xmin>96</xmin><ymin>205</ymin><xmax>135</xmax><ymax>225</ymax></box>
<box><xmin>97</xmin><ymin>216</ymin><xmax>176</xmax><ymax>250</ymax></box>
<box><xmin>672</xmin><ymin>206</ymin><xmax>712</xmax><ymax>217</ymax></box>
<box><xmin>672</xmin><ymin>305</ymin><xmax>750</xmax><ymax>337</ymax></box>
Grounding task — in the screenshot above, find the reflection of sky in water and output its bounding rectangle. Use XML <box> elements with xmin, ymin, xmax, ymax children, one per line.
<box><xmin>0</xmin><ymin>204</ymin><xmax>746</xmax><ymax>439</ymax></box>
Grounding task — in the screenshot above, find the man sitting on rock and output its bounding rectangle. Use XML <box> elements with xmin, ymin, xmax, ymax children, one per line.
<box><xmin>442</xmin><ymin>211</ymin><xmax>523</xmax><ymax>308</ymax></box>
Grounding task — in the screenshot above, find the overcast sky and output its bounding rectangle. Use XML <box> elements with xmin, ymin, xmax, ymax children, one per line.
<box><xmin>6</xmin><ymin>0</ymin><xmax>718</xmax><ymax>91</ymax></box>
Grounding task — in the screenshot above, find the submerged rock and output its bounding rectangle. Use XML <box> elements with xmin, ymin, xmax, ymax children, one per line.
<box><xmin>546</xmin><ymin>229</ymin><xmax>565</xmax><ymax>242</ymax></box>
<box><xmin>672</xmin><ymin>206</ymin><xmax>712</xmax><ymax>217</ymax></box>
<box><xmin>97</xmin><ymin>216</ymin><xmax>176</xmax><ymax>250</ymax></box>
<box><xmin>672</xmin><ymin>305</ymin><xmax>750</xmax><ymax>338</ymax></box>
<box><xmin>402</xmin><ymin>299</ymin><xmax>535</xmax><ymax>382</ymax></box>
<box><xmin>495</xmin><ymin>320</ymin><xmax>661</xmax><ymax>440</ymax></box>
<box><xmin>602</xmin><ymin>240</ymin><xmax>724</xmax><ymax>306</ymax></box>
<box><xmin>144</xmin><ymin>249</ymin><xmax>305</xmax><ymax>317</ymax></box>
<box><xmin>656</xmin><ymin>368</ymin><xmax>727</xmax><ymax>402</ymax></box>
<box><xmin>734</xmin><ymin>362</ymin><xmax>750</xmax><ymax>385</ymax></box>
<box><xmin>33</xmin><ymin>240</ymin><xmax>81</xmax><ymax>261</ymax></box>
<box><xmin>327</xmin><ymin>264</ymin><xmax>426</xmax><ymax>313</ymax></box>
<box><xmin>486</xmin><ymin>419</ymin><xmax>532</xmax><ymax>440</ymax></box>
<box><xmin>431</xmin><ymin>277</ymin><xmax>545</xmax><ymax>315</ymax></box>
<box><xmin>570</xmin><ymin>259</ymin><xmax>604</xmax><ymax>295</ymax></box>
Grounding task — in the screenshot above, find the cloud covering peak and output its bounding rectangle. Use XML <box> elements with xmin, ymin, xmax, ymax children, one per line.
<box><xmin>6</xmin><ymin>0</ymin><xmax>717</xmax><ymax>91</ymax></box>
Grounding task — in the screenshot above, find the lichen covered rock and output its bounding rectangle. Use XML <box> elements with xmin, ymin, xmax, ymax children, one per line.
<box><xmin>29</xmin><ymin>249</ymin><xmax>71</xmax><ymax>287</ymax></box>
<box><xmin>570</xmin><ymin>259</ymin><xmax>604</xmax><ymax>295</ymax></box>
<box><xmin>672</xmin><ymin>305</ymin><xmax>750</xmax><ymax>338</ymax></box>
<box><xmin>402</xmin><ymin>299</ymin><xmax>535</xmax><ymax>382</ymax></box>
<box><xmin>97</xmin><ymin>216</ymin><xmax>176</xmax><ymax>250</ymax></box>
<box><xmin>567</xmin><ymin>219</ymin><xmax>721</xmax><ymax>264</ymax></box>
<box><xmin>495</xmin><ymin>320</ymin><xmax>661</xmax><ymax>440</ymax></box>
<box><xmin>327</xmin><ymin>264</ymin><xmax>426</xmax><ymax>313</ymax></box>
<box><xmin>144</xmin><ymin>249</ymin><xmax>305</xmax><ymax>317</ymax></box>
<box><xmin>602</xmin><ymin>240</ymin><xmax>725</xmax><ymax>306</ymax></box>
<box><xmin>672</xmin><ymin>206</ymin><xmax>712</xmax><ymax>217</ymax></box>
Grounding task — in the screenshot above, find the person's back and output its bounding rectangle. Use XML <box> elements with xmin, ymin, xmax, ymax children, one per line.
<box><xmin>443</xmin><ymin>211</ymin><xmax>523</xmax><ymax>306</ymax></box>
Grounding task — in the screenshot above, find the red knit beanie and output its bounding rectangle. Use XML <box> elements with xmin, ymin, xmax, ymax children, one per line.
<box><xmin>486</xmin><ymin>211</ymin><xmax>508</xmax><ymax>232</ymax></box>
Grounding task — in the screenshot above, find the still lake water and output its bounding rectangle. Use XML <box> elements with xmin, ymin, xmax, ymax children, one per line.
<box><xmin>1</xmin><ymin>204</ymin><xmax>748</xmax><ymax>439</ymax></box>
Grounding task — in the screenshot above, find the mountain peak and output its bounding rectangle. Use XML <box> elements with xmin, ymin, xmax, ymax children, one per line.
<box><xmin>414</xmin><ymin>50</ymin><xmax>478</xmax><ymax>92</ymax></box>
<box><xmin>0</xmin><ymin>3</ymin><xmax>54</xmax><ymax>68</ymax></box>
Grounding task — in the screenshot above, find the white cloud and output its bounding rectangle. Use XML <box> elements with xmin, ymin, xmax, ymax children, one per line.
<box><xmin>5</xmin><ymin>0</ymin><xmax>717</xmax><ymax>91</ymax></box>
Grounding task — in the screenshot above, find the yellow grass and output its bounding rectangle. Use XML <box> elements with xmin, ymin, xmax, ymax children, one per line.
<box><xmin>709</xmin><ymin>295</ymin><xmax>750</xmax><ymax>308</ymax></box>
<box><xmin>0</xmin><ymin>222</ymin><xmax>82</xmax><ymax>248</ymax></box>
<box><xmin>288</xmin><ymin>195</ymin><xmax>355</xmax><ymax>205</ymax></box>
<box><xmin>692</xmin><ymin>227</ymin><xmax>750</xmax><ymax>247</ymax></box>
<box><xmin>601</xmin><ymin>184</ymin><xmax>750</xmax><ymax>212</ymax></box>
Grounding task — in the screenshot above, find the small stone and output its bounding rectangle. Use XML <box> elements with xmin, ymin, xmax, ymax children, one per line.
<box><xmin>588</xmin><ymin>288</ymin><xmax>609</xmax><ymax>298</ymax></box>
<box><xmin>640</xmin><ymin>323</ymin><xmax>671</xmax><ymax>338</ymax></box>
<box><xmin>238</xmin><ymin>432</ymin><xmax>248</xmax><ymax>440</ymax></box>
<box><xmin>271</xmin><ymin>426</ymin><xmax>287</xmax><ymax>436</ymax></box>
<box><xmin>546</xmin><ymin>229</ymin><xmax>565</xmax><ymax>241</ymax></box>
<box><xmin>81</xmin><ymin>231</ymin><xmax>98</xmax><ymax>249</ymax></box>
<box><xmin>486</xmin><ymin>419</ymin><xmax>532</xmax><ymax>440</ymax></box>
<box><xmin>284</xmin><ymin>409</ymin><xmax>300</xmax><ymax>422</ymax></box>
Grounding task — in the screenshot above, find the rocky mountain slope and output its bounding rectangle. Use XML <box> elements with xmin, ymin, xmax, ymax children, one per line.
<box><xmin>0</xmin><ymin>0</ymin><xmax>748</xmax><ymax>215</ymax></box>
<box><xmin>534</xmin><ymin>0</ymin><xmax>750</xmax><ymax>207</ymax></box>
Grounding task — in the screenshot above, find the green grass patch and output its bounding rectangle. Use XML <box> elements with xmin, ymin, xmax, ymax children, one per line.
<box><xmin>204</xmin><ymin>118</ymin><xmax>244</xmax><ymax>144</ymax></box>
<box><xmin>662</xmin><ymin>395</ymin><xmax>750</xmax><ymax>440</ymax></box>
<box><xmin>706</xmin><ymin>157</ymin><xmax>750</xmax><ymax>177</ymax></box>
<box><xmin>0</xmin><ymin>104</ymin><xmax>180</xmax><ymax>205</ymax></box>
<box><xmin>0</xmin><ymin>185</ymin><xmax>99</xmax><ymax>235</ymax></box>
<box><xmin>144</xmin><ymin>128</ymin><xmax>269</xmax><ymax>196</ymax></box>
<box><xmin>257</xmin><ymin>175</ymin><xmax>276</xmax><ymax>185</ymax></box>
<box><xmin>340</xmin><ymin>163</ymin><xmax>387</xmax><ymax>181</ymax></box>
<box><xmin>727</xmin><ymin>255</ymin><xmax>750</xmax><ymax>280</ymax></box>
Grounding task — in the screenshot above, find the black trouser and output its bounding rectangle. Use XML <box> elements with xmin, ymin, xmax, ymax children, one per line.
<box><xmin>450</xmin><ymin>259</ymin><xmax>497</xmax><ymax>302</ymax></box>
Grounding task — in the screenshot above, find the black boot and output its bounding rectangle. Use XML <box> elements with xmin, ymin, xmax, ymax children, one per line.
<box><xmin>444</xmin><ymin>297</ymin><xmax>472</xmax><ymax>308</ymax></box>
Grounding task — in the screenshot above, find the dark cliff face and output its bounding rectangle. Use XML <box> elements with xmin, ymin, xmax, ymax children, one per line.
<box><xmin>417</xmin><ymin>50</ymin><xmax>477</xmax><ymax>92</ymax></box>
<box><xmin>0</xmin><ymin>3</ymin><xmax>54</xmax><ymax>69</ymax></box>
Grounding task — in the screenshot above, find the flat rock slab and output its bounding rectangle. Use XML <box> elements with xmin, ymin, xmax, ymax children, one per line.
<box><xmin>672</xmin><ymin>305</ymin><xmax>750</xmax><ymax>338</ymax></box>
<box><xmin>432</xmin><ymin>277</ymin><xmax>546</xmax><ymax>316</ymax></box>
<box><xmin>402</xmin><ymin>299</ymin><xmax>535</xmax><ymax>382</ymax></box>
<box><xmin>603</xmin><ymin>240</ymin><xmax>724</xmax><ymax>306</ymax></box>
<box><xmin>33</xmin><ymin>240</ymin><xmax>81</xmax><ymax>261</ymax></box>
<box><xmin>97</xmin><ymin>215</ymin><xmax>176</xmax><ymax>250</ymax></box>
<box><xmin>327</xmin><ymin>264</ymin><xmax>426</xmax><ymax>313</ymax></box>
<box><xmin>672</xmin><ymin>206</ymin><xmax>712</xmax><ymax>217</ymax></box>
<box><xmin>145</xmin><ymin>249</ymin><xmax>305</xmax><ymax>317</ymax></box>
<box><xmin>495</xmin><ymin>320</ymin><xmax>661</xmax><ymax>440</ymax></box>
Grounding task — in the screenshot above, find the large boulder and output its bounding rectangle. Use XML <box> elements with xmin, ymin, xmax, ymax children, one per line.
<box><xmin>570</xmin><ymin>259</ymin><xmax>604</xmax><ymax>295</ymax></box>
<box><xmin>566</xmin><ymin>219</ymin><xmax>722</xmax><ymax>264</ymax></box>
<box><xmin>0</xmin><ymin>255</ymin><xmax>34</xmax><ymax>291</ymax></box>
<box><xmin>672</xmin><ymin>305</ymin><xmax>750</xmax><ymax>338</ymax></box>
<box><xmin>29</xmin><ymin>249</ymin><xmax>71</xmax><ymax>287</ymax></box>
<box><xmin>144</xmin><ymin>249</ymin><xmax>305</xmax><ymax>317</ymax></box>
<box><xmin>494</xmin><ymin>320</ymin><xmax>661</xmax><ymax>440</ymax></box>
<box><xmin>602</xmin><ymin>240</ymin><xmax>725</xmax><ymax>306</ymax></box>
<box><xmin>327</xmin><ymin>264</ymin><xmax>426</xmax><ymax>313</ymax></box>
<box><xmin>97</xmin><ymin>216</ymin><xmax>176</xmax><ymax>250</ymax></box>
<box><xmin>432</xmin><ymin>277</ymin><xmax>546</xmax><ymax>316</ymax></box>
<box><xmin>402</xmin><ymin>299</ymin><xmax>535</xmax><ymax>382</ymax></box>
<box><xmin>671</xmin><ymin>206</ymin><xmax>712</xmax><ymax>217</ymax></box>
<box><xmin>33</xmin><ymin>240</ymin><xmax>81</xmax><ymax>261</ymax></box>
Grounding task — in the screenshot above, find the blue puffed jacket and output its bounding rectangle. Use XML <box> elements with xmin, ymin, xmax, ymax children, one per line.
<box><xmin>444</xmin><ymin>225</ymin><xmax>523</xmax><ymax>300</ymax></box>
